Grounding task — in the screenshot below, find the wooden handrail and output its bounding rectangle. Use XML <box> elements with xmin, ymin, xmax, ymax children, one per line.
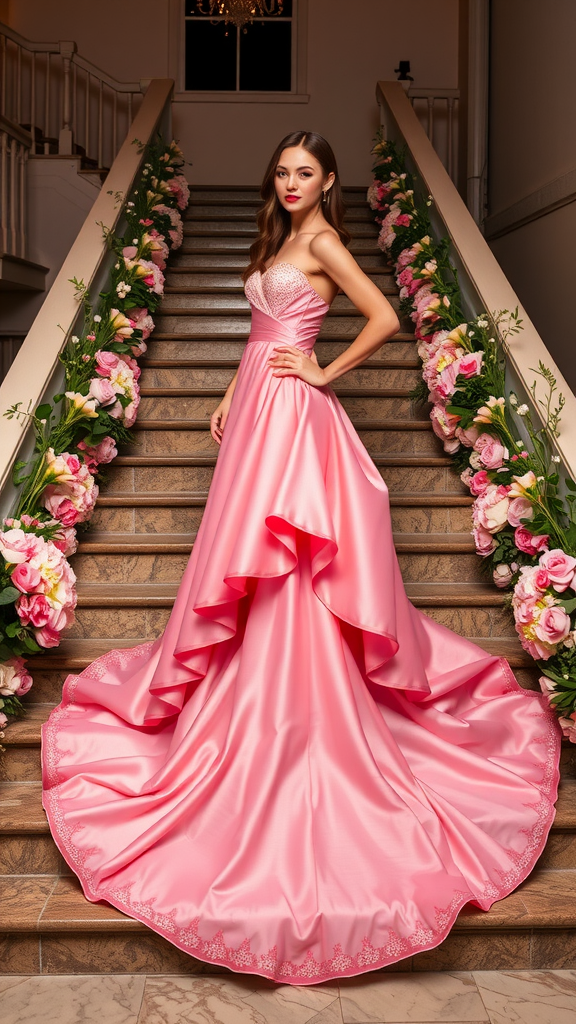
<box><xmin>376</xmin><ymin>80</ymin><xmax>576</xmax><ymax>477</ymax></box>
<box><xmin>0</xmin><ymin>78</ymin><xmax>174</xmax><ymax>504</ymax></box>
<box><xmin>0</xmin><ymin>113</ymin><xmax>32</xmax><ymax>147</ymax></box>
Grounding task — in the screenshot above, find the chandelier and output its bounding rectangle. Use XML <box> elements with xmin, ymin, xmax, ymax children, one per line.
<box><xmin>195</xmin><ymin>2</ymin><xmax>284</xmax><ymax>34</ymax></box>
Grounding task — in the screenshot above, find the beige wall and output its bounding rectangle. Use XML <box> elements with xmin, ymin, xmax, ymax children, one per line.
<box><xmin>487</xmin><ymin>0</ymin><xmax>576</xmax><ymax>389</ymax></box>
<box><xmin>5</xmin><ymin>0</ymin><xmax>459</xmax><ymax>184</ymax></box>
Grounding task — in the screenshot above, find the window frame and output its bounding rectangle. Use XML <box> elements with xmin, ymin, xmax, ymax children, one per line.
<box><xmin>168</xmin><ymin>0</ymin><xmax>309</xmax><ymax>103</ymax></box>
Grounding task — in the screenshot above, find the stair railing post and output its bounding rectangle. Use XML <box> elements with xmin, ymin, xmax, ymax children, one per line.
<box><xmin>58</xmin><ymin>40</ymin><xmax>76</xmax><ymax>155</ymax></box>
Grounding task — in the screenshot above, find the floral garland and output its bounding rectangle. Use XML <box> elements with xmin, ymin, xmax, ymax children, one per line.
<box><xmin>0</xmin><ymin>137</ymin><xmax>189</xmax><ymax>734</ymax></box>
<box><xmin>368</xmin><ymin>127</ymin><xmax>576</xmax><ymax>741</ymax></box>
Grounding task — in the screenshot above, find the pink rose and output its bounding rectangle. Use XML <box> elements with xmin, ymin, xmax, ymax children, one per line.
<box><xmin>16</xmin><ymin>592</ymin><xmax>52</xmax><ymax>628</ymax></box>
<box><xmin>34</xmin><ymin>625</ymin><xmax>62</xmax><ymax>648</ymax></box>
<box><xmin>458</xmin><ymin>351</ymin><xmax>484</xmax><ymax>378</ymax></box>
<box><xmin>51</xmin><ymin>525</ymin><xmax>78</xmax><ymax>557</ymax></box>
<box><xmin>42</xmin><ymin>494</ymin><xmax>81</xmax><ymax>527</ymax></box>
<box><xmin>455</xmin><ymin>424</ymin><xmax>480</xmax><ymax>449</ymax></box>
<box><xmin>559</xmin><ymin>714</ymin><xmax>576</xmax><ymax>743</ymax></box>
<box><xmin>95</xmin><ymin>350</ymin><xmax>120</xmax><ymax>377</ymax></box>
<box><xmin>514</xmin><ymin>565</ymin><xmax>549</xmax><ymax>604</ymax></box>
<box><xmin>430</xmin><ymin>404</ymin><xmax>461</xmax><ymax>453</ymax></box>
<box><xmin>0</xmin><ymin>711</ymin><xmax>7</xmax><ymax>727</ymax></box>
<box><xmin>123</xmin><ymin>245</ymin><xmax>138</xmax><ymax>259</ymax></box>
<box><xmin>514</xmin><ymin>527</ymin><xmax>549</xmax><ymax>556</ymax></box>
<box><xmin>493</xmin><ymin>563</ymin><xmax>514</xmax><ymax>588</ymax></box>
<box><xmin>10</xmin><ymin>562</ymin><xmax>42</xmax><ymax>593</ymax></box>
<box><xmin>474</xmin><ymin>433</ymin><xmax>506</xmax><ymax>470</ymax></box>
<box><xmin>539</xmin><ymin>549</ymin><xmax>576</xmax><ymax>593</ymax></box>
<box><xmin>473</xmin><ymin>525</ymin><xmax>497</xmax><ymax>556</ymax></box>
<box><xmin>0</xmin><ymin>528</ymin><xmax>43</xmax><ymax>564</ymax></box>
<box><xmin>473</xmin><ymin>484</ymin><xmax>510</xmax><ymax>534</ymax></box>
<box><xmin>507</xmin><ymin>497</ymin><xmax>533</xmax><ymax>528</ymax></box>
<box><xmin>535</xmin><ymin>605</ymin><xmax>571</xmax><ymax>647</ymax></box>
<box><xmin>469</xmin><ymin>470</ymin><xmax>491</xmax><ymax>497</ymax></box>
<box><xmin>516</xmin><ymin>625</ymin><xmax>556</xmax><ymax>661</ymax></box>
<box><xmin>127</xmin><ymin>307</ymin><xmax>154</xmax><ymax>341</ymax></box>
<box><xmin>89</xmin><ymin>377</ymin><xmax>117</xmax><ymax>406</ymax></box>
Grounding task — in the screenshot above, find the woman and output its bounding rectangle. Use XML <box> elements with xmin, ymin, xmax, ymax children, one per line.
<box><xmin>42</xmin><ymin>130</ymin><xmax>561</xmax><ymax>986</ymax></box>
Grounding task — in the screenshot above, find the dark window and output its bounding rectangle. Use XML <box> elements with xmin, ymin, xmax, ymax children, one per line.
<box><xmin>184</xmin><ymin>1</ymin><xmax>293</xmax><ymax>92</ymax></box>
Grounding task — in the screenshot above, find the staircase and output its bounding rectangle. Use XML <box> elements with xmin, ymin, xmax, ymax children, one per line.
<box><xmin>1</xmin><ymin>185</ymin><xmax>575</xmax><ymax>976</ymax></box>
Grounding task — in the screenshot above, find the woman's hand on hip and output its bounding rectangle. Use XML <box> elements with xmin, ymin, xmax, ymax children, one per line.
<box><xmin>267</xmin><ymin>346</ymin><xmax>327</xmax><ymax>387</ymax></box>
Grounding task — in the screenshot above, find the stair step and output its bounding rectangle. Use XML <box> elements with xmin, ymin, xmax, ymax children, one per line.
<box><xmin>94</xmin><ymin>491</ymin><xmax>472</xmax><ymax>508</ymax></box>
<box><xmin>139</xmin><ymin>356</ymin><xmax>420</xmax><ymax>370</ymax></box>
<box><xmin>169</xmin><ymin>253</ymin><xmax>394</xmax><ymax>271</ymax></box>
<box><xmin>90</xmin><ymin>489</ymin><xmax>472</xmax><ymax>539</ymax></box>
<box><xmin>163</xmin><ymin>272</ymin><xmax>397</xmax><ymax>295</ymax></box>
<box><xmin>103</xmin><ymin>454</ymin><xmax>457</xmax><ymax>498</ymax></box>
<box><xmin>160</xmin><ymin>292</ymin><xmax>394</xmax><ymax>313</ymax></box>
<box><xmin>151</xmin><ymin>313</ymin><xmax>390</xmax><ymax>336</ymax></box>
<box><xmin>2</xmin><ymin>780</ymin><xmax>573</xmax><ymax>840</ymax></box>
<box><xmin>179</xmin><ymin>238</ymin><xmax>384</xmax><ymax>256</ymax></box>
<box><xmin>184</xmin><ymin>204</ymin><xmax>376</xmax><ymax>223</ymax></box>
<box><xmin>74</xmin><ymin>532</ymin><xmax>475</xmax><ymax>554</ymax></box>
<box><xmin>183</xmin><ymin>220</ymin><xmax>378</xmax><ymax>238</ymax></box>
<box><xmin>3</xmin><ymin>867</ymin><xmax>572</xmax><ymax>931</ymax></box>
<box><xmin>128</xmin><ymin>417</ymin><xmax>432</xmax><ymax>432</ymax></box>
<box><xmin>142</xmin><ymin>338</ymin><xmax>418</xmax><ymax>365</ymax></box>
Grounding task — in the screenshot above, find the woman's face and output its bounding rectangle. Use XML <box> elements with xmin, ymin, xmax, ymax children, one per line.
<box><xmin>273</xmin><ymin>145</ymin><xmax>334</xmax><ymax>213</ymax></box>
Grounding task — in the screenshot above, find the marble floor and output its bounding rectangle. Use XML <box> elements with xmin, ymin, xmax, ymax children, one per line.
<box><xmin>1</xmin><ymin>970</ymin><xmax>576</xmax><ymax>1024</ymax></box>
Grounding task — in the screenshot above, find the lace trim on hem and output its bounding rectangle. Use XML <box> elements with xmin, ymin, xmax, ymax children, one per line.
<box><xmin>41</xmin><ymin>646</ymin><xmax>562</xmax><ymax>985</ymax></box>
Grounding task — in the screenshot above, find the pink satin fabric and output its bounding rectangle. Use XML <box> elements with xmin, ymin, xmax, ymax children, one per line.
<box><xmin>41</xmin><ymin>262</ymin><xmax>561</xmax><ymax>985</ymax></box>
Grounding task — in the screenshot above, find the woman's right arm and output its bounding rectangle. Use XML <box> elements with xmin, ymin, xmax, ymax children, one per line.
<box><xmin>210</xmin><ymin>368</ymin><xmax>239</xmax><ymax>445</ymax></box>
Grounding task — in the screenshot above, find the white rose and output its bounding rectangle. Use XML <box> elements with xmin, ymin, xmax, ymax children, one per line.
<box><xmin>0</xmin><ymin>663</ymin><xmax>19</xmax><ymax>696</ymax></box>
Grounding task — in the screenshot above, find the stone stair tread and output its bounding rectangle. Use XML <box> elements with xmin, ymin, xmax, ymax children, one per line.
<box><xmin>112</xmin><ymin>453</ymin><xmax>453</xmax><ymax>468</ymax></box>
<box><xmin>182</xmin><ymin>221</ymin><xmax>378</xmax><ymax>237</ymax></box>
<box><xmin>138</xmin><ymin>386</ymin><xmax>425</xmax><ymax>399</ymax></box>
<box><xmin>75</xmin><ymin>531</ymin><xmax>475</xmax><ymax>553</ymax></box>
<box><xmin>3</xmin><ymin>869</ymin><xmax>576</xmax><ymax>933</ymax></box>
<box><xmin>140</xmin><ymin>357</ymin><xmax>420</xmax><ymax>369</ymax></box>
<box><xmin>150</xmin><ymin>330</ymin><xmax>415</xmax><ymax>342</ymax></box>
<box><xmin>129</xmin><ymin>417</ymin><xmax>432</xmax><ymax>431</ymax></box>
<box><xmin>169</xmin><ymin>255</ymin><xmax>394</xmax><ymax>271</ymax></box>
<box><xmin>65</xmin><ymin>580</ymin><xmax>506</xmax><ymax>610</ymax></box>
<box><xmin>2</xmin><ymin>779</ymin><xmax>573</xmax><ymax>837</ymax></box>
<box><xmin>95</xmin><ymin>490</ymin><xmax>471</xmax><ymax>507</ymax></box>
<box><xmin>180</xmin><ymin>240</ymin><xmax>384</xmax><ymax>255</ymax></box>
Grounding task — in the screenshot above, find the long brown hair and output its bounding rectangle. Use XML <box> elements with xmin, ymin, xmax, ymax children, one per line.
<box><xmin>242</xmin><ymin>130</ymin><xmax>351</xmax><ymax>284</ymax></box>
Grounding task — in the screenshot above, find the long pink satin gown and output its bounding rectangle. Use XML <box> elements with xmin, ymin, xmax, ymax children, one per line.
<box><xmin>42</xmin><ymin>262</ymin><xmax>561</xmax><ymax>985</ymax></box>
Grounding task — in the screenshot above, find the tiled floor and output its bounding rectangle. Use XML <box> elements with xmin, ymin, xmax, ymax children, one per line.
<box><xmin>1</xmin><ymin>971</ymin><xmax>576</xmax><ymax>1024</ymax></box>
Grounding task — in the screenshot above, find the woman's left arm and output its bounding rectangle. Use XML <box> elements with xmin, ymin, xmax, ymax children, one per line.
<box><xmin>267</xmin><ymin>231</ymin><xmax>400</xmax><ymax>388</ymax></box>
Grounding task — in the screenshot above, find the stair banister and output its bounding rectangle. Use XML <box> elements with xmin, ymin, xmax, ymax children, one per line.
<box><xmin>0</xmin><ymin>21</ymin><xmax>142</xmax><ymax>167</ymax></box>
<box><xmin>376</xmin><ymin>80</ymin><xmax>576</xmax><ymax>479</ymax></box>
<box><xmin>0</xmin><ymin>78</ymin><xmax>174</xmax><ymax>519</ymax></box>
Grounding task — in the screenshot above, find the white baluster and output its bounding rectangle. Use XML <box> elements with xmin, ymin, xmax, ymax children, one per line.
<box><xmin>98</xmin><ymin>78</ymin><xmax>103</xmax><ymax>168</ymax></box>
<box><xmin>9</xmin><ymin>134</ymin><xmax>16</xmax><ymax>255</ymax></box>
<box><xmin>31</xmin><ymin>51</ymin><xmax>36</xmax><ymax>150</ymax></box>
<box><xmin>59</xmin><ymin>41</ymin><xmax>76</xmax><ymax>154</ymax></box>
<box><xmin>1</xmin><ymin>129</ymin><xmax>7</xmax><ymax>253</ymax></box>
<box><xmin>44</xmin><ymin>51</ymin><xmax>50</xmax><ymax>153</ymax></box>
<box><xmin>0</xmin><ymin>35</ymin><xmax>6</xmax><ymax>118</ymax></box>
<box><xmin>19</xmin><ymin>140</ymin><xmax>27</xmax><ymax>258</ymax></box>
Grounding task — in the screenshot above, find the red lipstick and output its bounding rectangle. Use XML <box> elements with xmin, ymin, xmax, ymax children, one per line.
<box><xmin>285</xmin><ymin>196</ymin><xmax>301</xmax><ymax>203</ymax></box>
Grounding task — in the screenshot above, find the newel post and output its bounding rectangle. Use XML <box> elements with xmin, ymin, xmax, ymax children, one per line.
<box><xmin>59</xmin><ymin>40</ymin><xmax>77</xmax><ymax>155</ymax></box>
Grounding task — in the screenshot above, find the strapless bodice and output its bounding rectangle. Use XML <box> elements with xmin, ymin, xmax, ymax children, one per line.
<box><xmin>244</xmin><ymin>262</ymin><xmax>330</xmax><ymax>353</ymax></box>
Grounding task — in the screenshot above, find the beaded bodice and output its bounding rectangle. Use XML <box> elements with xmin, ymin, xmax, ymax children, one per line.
<box><xmin>244</xmin><ymin>262</ymin><xmax>330</xmax><ymax>320</ymax></box>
